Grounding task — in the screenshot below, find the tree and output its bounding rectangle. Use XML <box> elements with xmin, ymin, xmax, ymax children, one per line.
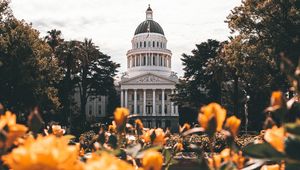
<box><xmin>224</xmin><ymin>0</ymin><xmax>298</xmax><ymax>129</ymax></box>
<box><xmin>173</xmin><ymin>39</ymin><xmax>224</xmax><ymax>123</ymax></box>
<box><xmin>74</xmin><ymin>39</ymin><xmax>119</xmax><ymax>123</ymax></box>
<box><xmin>45</xmin><ymin>29</ymin><xmax>64</xmax><ymax>51</ymax></box>
<box><xmin>0</xmin><ymin>18</ymin><xmax>62</xmax><ymax>114</ymax></box>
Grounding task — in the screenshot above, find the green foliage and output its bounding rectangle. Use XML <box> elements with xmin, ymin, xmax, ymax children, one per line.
<box><xmin>0</xmin><ymin>18</ymin><xmax>62</xmax><ymax>113</ymax></box>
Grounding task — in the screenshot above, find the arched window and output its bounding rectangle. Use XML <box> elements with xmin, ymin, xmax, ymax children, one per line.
<box><xmin>153</xmin><ymin>41</ymin><xmax>155</xmax><ymax>47</ymax></box>
<box><xmin>144</xmin><ymin>41</ymin><xmax>146</xmax><ymax>48</ymax></box>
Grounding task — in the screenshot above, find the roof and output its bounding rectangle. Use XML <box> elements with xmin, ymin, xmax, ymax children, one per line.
<box><xmin>134</xmin><ymin>20</ymin><xmax>165</xmax><ymax>35</ymax></box>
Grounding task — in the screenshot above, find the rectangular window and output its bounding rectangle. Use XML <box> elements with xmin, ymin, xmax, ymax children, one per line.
<box><xmin>153</xmin><ymin>41</ymin><xmax>155</xmax><ymax>47</ymax></box>
<box><xmin>98</xmin><ymin>105</ymin><xmax>101</xmax><ymax>115</ymax></box>
<box><xmin>158</xmin><ymin>105</ymin><xmax>161</xmax><ymax>114</ymax></box>
<box><xmin>137</xmin><ymin>94</ymin><xmax>140</xmax><ymax>101</ymax></box>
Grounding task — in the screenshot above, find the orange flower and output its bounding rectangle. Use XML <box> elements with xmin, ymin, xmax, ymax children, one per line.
<box><xmin>114</xmin><ymin>108</ymin><xmax>129</xmax><ymax>129</ymax></box>
<box><xmin>179</xmin><ymin>123</ymin><xmax>191</xmax><ymax>133</ymax></box>
<box><xmin>108</xmin><ymin>122</ymin><xmax>117</xmax><ymax>133</ymax></box>
<box><xmin>142</xmin><ymin>128</ymin><xmax>166</xmax><ymax>145</ymax></box>
<box><xmin>142</xmin><ymin>150</ymin><xmax>164</xmax><ymax>170</ymax></box>
<box><xmin>174</xmin><ymin>142</ymin><xmax>184</xmax><ymax>152</ymax></box>
<box><xmin>208</xmin><ymin>154</ymin><xmax>221</xmax><ymax>169</ymax></box>
<box><xmin>153</xmin><ymin>128</ymin><xmax>166</xmax><ymax>145</ymax></box>
<box><xmin>220</xmin><ymin>148</ymin><xmax>231</xmax><ymax>162</ymax></box>
<box><xmin>271</xmin><ymin>91</ymin><xmax>283</xmax><ymax>108</ymax></box>
<box><xmin>264</xmin><ymin>126</ymin><xmax>285</xmax><ymax>152</ymax></box>
<box><xmin>2</xmin><ymin>135</ymin><xmax>84</xmax><ymax>170</ymax></box>
<box><xmin>232</xmin><ymin>151</ymin><xmax>245</xmax><ymax>169</ymax></box>
<box><xmin>52</xmin><ymin>125</ymin><xmax>65</xmax><ymax>137</ymax></box>
<box><xmin>225</xmin><ymin>116</ymin><xmax>241</xmax><ymax>137</ymax></box>
<box><xmin>198</xmin><ymin>103</ymin><xmax>226</xmax><ymax>132</ymax></box>
<box><xmin>135</xmin><ymin>119</ymin><xmax>144</xmax><ymax>129</ymax></box>
<box><xmin>0</xmin><ymin>111</ymin><xmax>28</xmax><ymax>149</ymax></box>
<box><xmin>260</xmin><ymin>164</ymin><xmax>280</xmax><ymax>170</ymax></box>
<box><xmin>85</xmin><ymin>152</ymin><xmax>136</xmax><ymax>170</ymax></box>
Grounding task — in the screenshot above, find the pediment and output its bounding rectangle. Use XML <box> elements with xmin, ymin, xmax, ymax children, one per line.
<box><xmin>121</xmin><ymin>73</ymin><xmax>177</xmax><ymax>85</ymax></box>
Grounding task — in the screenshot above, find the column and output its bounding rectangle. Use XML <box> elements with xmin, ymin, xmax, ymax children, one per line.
<box><xmin>125</xmin><ymin>89</ymin><xmax>128</xmax><ymax>108</ymax></box>
<box><xmin>151</xmin><ymin>53</ymin><xmax>154</xmax><ymax>66</ymax></box>
<box><xmin>120</xmin><ymin>90</ymin><xmax>124</xmax><ymax>107</ymax></box>
<box><xmin>175</xmin><ymin>90</ymin><xmax>179</xmax><ymax>115</ymax></box>
<box><xmin>171</xmin><ymin>89</ymin><xmax>174</xmax><ymax>115</ymax></box>
<box><xmin>143</xmin><ymin>89</ymin><xmax>146</xmax><ymax>116</ymax></box>
<box><xmin>152</xmin><ymin>89</ymin><xmax>156</xmax><ymax>116</ymax></box>
<box><xmin>162</xmin><ymin>89</ymin><xmax>165</xmax><ymax>116</ymax></box>
<box><xmin>134</xmin><ymin>89</ymin><xmax>137</xmax><ymax>114</ymax></box>
<box><xmin>139</xmin><ymin>54</ymin><xmax>142</xmax><ymax>66</ymax></box>
<box><xmin>134</xmin><ymin>55</ymin><xmax>137</xmax><ymax>66</ymax></box>
<box><xmin>145</xmin><ymin>54</ymin><xmax>148</xmax><ymax>66</ymax></box>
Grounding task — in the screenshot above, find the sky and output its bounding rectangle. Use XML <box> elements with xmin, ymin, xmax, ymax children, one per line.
<box><xmin>10</xmin><ymin>0</ymin><xmax>241</xmax><ymax>76</ymax></box>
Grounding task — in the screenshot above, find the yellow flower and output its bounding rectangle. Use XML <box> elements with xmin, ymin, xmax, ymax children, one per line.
<box><xmin>114</xmin><ymin>107</ymin><xmax>129</xmax><ymax>129</ymax></box>
<box><xmin>51</xmin><ymin>125</ymin><xmax>65</xmax><ymax>137</ymax></box>
<box><xmin>135</xmin><ymin>119</ymin><xmax>144</xmax><ymax>129</ymax></box>
<box><xmin>179</xmin><ymin>123</ymin><xmax>191</xmax><ymax>133</ymax></box>
<box><xmin>0</xmin><ymin>111</ymin><xmax>28</xmax><ymax>149</ymax></box>
<box><xmin>225</xmin><ymin>116</ymin><xmax>241</xmax><ymax>137</ymax></box>
<box><xmin>142</xmin><ymin>128</ymin><xmax>166</xmax><ymax>145</ymax></box>
<box><xmin>260</xmin><ymin>164</ymin><xmax>280</xmax><ymax>170</ymax></box>
<box><xmin>208</xmin><ymin>154</ymin><xmax>221</xmax><ymax>169</ymax></box>
<box><xmin>174</xmin><ymin>142</ymin><xmax>184</xmax><ymax>152</ymax></box>
<box><xmin>85</xmin><ymin>152</ymin><xmax>135</xmax><ymax>170</ymax></box>
<box><xmin>198</xmin><ymin>103</ymin><xmax>227</xmax><ymax>132</ymax></box>
<box><xmin>108</xmin><ymin>122</ymin><xmax>117</xmax><ymax>133</ymax></box>
<box><xmin>271</xmin><ymin>91</ymin><xmax>283</xmax><ymax>108</ymax></box>
<box><xmin>232</xmin><ymin>151</ymin><xmax>245</xmax><ymax>169</ymax></box>
<box><xmin>153</xmin><ymin>128</ymin><xmax>166</xmax><ymax>145</ymax></box>
<box><xmin>220</xmin><ymin>148</ymin><xmax>231</xmax><ymax>162</ymax></box>
<box><xmin>264</xmin><ymin>126</ymin><xmax>285</xmax><ymax>152</ymax></box>
<box><xmin>2</xmin><ymin>135</ymin><xmax>84</xmax><ymax>170</ymax></box>
<box><xmin>142</xmin><ymin>150</ymin><xmax>163</xmax><ymax>170</ymax></box>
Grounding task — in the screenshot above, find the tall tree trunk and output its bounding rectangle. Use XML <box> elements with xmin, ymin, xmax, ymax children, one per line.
<box><xmin>79</xmin><ymin>67</ymin><xmax>88</xmax><ymax>123</ymax></box>
<box><xmin>233</xmin><ymin>71</ymin><xmax>239</xmax><ymax>117</ymax></box>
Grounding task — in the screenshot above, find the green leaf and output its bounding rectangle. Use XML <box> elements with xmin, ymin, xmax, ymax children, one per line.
<box><xmin>285</xmin><ymin>122</ymin><xmax>300</xmax><ymax>136</ymax></box>
<box><xmin>243</xmin><ymin>143</ymin><xmax>285</xmax><ymax>160</ymax></box>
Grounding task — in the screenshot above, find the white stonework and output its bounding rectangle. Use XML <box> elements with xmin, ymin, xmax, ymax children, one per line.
<box><xmin>120</xmin><ymin>5</ymin><xmax>179</xmax><ymax>130</ymax></box>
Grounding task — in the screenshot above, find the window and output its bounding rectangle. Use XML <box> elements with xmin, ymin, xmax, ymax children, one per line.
<box><xmin>159</xmin><ymin>94</ymin><xmax>162</xmax><ymax>100</ymax></box>
<box><xmin>98</xmin><ymin>105</ymin><xmax>101</xmax><ymax>115</ymax></box>
<box><xmin>153</xmin><ymin>41</ymin><xmax>155</xmax><ymax>47</ymax></box>
<box><xmin>137</xmin><ymin>94</ymin><xmax>140</xmax><ymax>101</ymax></box>
<box><xmin>157</xmin><ymin>41</ymin><xmax>159</xmax><ymax>47</ymax></box>
<box><xmin>144</xmin><ymin>41</ymin><xmax>146</xmax><ymax>47</ymax></box>
<box><xmin>137</xmin><ymin>105</ymin><xmax>140</xmax><ymax>113</ymax></box>
<box><xmin>160</xmin><ymin>42</ymin><xmax>162</xmax><ymax>48</ymax></box>
<box><xmin>89</xmin><ymin>105</ymin><xmax>92</xmax><ymax>115</ymax></box>
<box><xmin>165</xmin><ymin>120</ymin><xmax>171</xmax><ymax>128</ymax></box>
<box><xmin>143</xmin><ymin>56</ymin><xmax>146</xmax><ymax>66</ymax></box>
<box><xmin>131</xmin><ymin>94</ymin><xmax>134</xmax><ymax>101</ymax></box>
<box><xmin>165</xmin><ymin>105</ymin><xmax>167</xmax><ymax>114</ymax></box>
<box><xmin>140</xmin><ymin>42</ymin><xmax>142</xmax><ymax>47</ymax></box>
<box><xmin>156</xmin><ymin>120</ymin><xmax>161</xmax><ymax>128</ymax></box>
<box><xmin>153</xmin><ymin>56</ymin><xmax>156</xmax><ymax>65</ymax></box>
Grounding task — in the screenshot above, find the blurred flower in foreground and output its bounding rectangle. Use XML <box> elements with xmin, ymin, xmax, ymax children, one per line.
<box><xmin>85</xmin><ymin>152</ymin><xmax>135</xmax><ymax>170</ymax></box>
<box><xmin>108</xmin><ymin>122</ymin><xmax>117</xmax><ymax>133</ymax></box>
<box><xmin>135</xmin><ymin>119</ymin><xmax>144</xmax><ymax>130</ymax></box>
<box><xmin>2</xmin><ymin>135</ymin><xmax>83</xmax><ymax>170</ymax></box>
<box><xmin>51</xmin><ymin>125</ymin><xmax>65</xmax><ymax>137</ymax></box>
<box><xmin>198</xmin><ymin>103</ymin><xmax>226</xmax><ymax>133</ymax></box>
<box><xmin>264</xmin><ymin>126</ymin><xmax>285</xmax><ymax>152</ymax></box>
<box><xmin>266</xmin><ymin>91</ymin><xmax>284</xmax><ymax>112</ymax></box>
<box><xmin>260</xmin><ymin>164</ymin><xmax>281</xmax><ymax>170</ymax></box>
<box><xmin>0</xmin><ymin>111</ymin><xmax>28</xmax><ymax>149</ymax></box>
<box><xmin>114</xmin><ymin>108</ymin><xmax>129</xmax><ymax>131</ymax></box>
<box><xmin>179</xmin><ymin>123</ymin><xmax>191</xmax><ymax>133</ymax></box>
<box><xmin>142</xmin><ymin>128</ymin><xmax>166</xmax><ymax>145</ymax></box>
<box><xmin>208</xmin><ymin>154</ymin><xmax>221</xmax><ymax>169</ymax></box>
<box><xmin>142</xmin><ymin>150</ymin><xmax>163</xmax><ymax>170</ymax></box>
<box><xmin>174</xmin><ymin>141</ymin><xmax>184</xmax><ymax>152</ymax></box>
<box><xmin>225</xmin><ymin>116</ymin><xmax>241</xmax><ymax>137</ymax></box>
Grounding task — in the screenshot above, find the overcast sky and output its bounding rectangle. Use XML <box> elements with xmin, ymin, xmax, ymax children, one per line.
<box><xmin>10</xmin><ymin>0</ymin><xmax>241</xmax><ymax>76</ymax></box>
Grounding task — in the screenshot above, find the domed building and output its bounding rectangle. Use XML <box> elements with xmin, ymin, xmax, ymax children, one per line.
<box><xmin>119</xmin><ymin>5</ymin><xmax>179</xmax><ymax>130</ymax></box>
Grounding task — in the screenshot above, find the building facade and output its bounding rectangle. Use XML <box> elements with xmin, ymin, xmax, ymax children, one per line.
<box><xmin>119</xmin><ymin>5</ymin><xmax>179</xmax><ymax>130</ymax></box>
